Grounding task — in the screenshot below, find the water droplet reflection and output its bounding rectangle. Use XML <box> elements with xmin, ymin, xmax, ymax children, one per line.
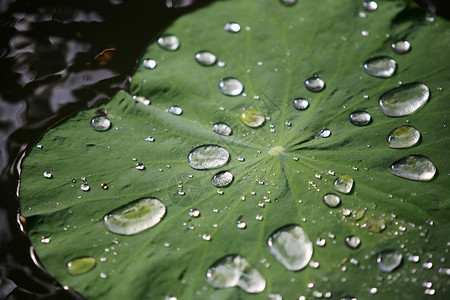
<box><xmin>67</xmin><ymin>257</ymin><xmax>96</xmax><ymax>275</ymax></box>
<box><xmin>391</xmin><ymin>40</ymin><xmax>411</xmax><ymax>54</ymax></box>
<box><xmin>377</xmin><ymin>249</ymin><xmax>403</xmax><ymax>272</ymax></box>
<box><xmin>293</xmin><ymin>98</ymin><xmax>309</xmax><ymax>110</ymax></box>
<box><xmin>240</xmin><ymin>109</ymin><xmax>265</xmax><ymax>127</ymax></box>
<box><xmin>387</xmin><ymin>125</ymin><xmax>420</xmax><ymax>148</ymax></box>
<box><xmin>389</xmin><ymin>155</ymin><xmax>437</xmax><ymax>181</ymax></box>
<box><xmin>188</xmin><ymin>145</ymin><xmax>230</xmax><ymax>170</ymax></box>
<box><xmin>157</xmin><ymin>35</ymin><xmax>180</xmax><ymax>51</ymax></box>
<box><xmin>212</xmin><ymin>170</ymin><xmax>234</xmax><ymax>187</ymax></box>
<box><xmin>305</xmin><ymin>76</ymin><xmax>325</xmax><ymax>92</ymax></box>
<box><xmin>379</xmin><ymin>82</ymin><xmax>430</xmax><ymax>117</ymax></box>
<box><xmin>363</xmin><ymin>56</ymin><xmax>397</xmax><ymax>78</ymax></box>
<box><xmin>195</xmin><ymin>51</ymin><xmax>217</xmax><ymax>66</ymax></box>
<box><xmin>219</xmin><ymin>77</ymin><xmax>244</xmax><ymax>96</ymax></box>
<box><xmin>349</xmin><ymin>111</ymin><xmax>372</xmax><ymax>126</ymax></box>
<box><xmin>91</xmin><ymin>116</ymin><xmax>111</xmax><ymax>131</ymax></box>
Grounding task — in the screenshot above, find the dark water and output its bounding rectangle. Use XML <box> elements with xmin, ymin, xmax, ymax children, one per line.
<box><xmin>0</xmin><ymin>0</ymin><xmax>448</xmax><ymax>299</ymax></box>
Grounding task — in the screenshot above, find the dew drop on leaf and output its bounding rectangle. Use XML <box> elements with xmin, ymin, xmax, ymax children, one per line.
<box><xmin>267</xmin><ymin>224</ymin><xmax>313</xmax><ymax>271</ymax></box>
<box><xmin>387</xmin><ymin>125</ymin><xmax>420</xmax><ymax>149</ymax></box>
<box><xmin>212</xmin><ymin>122</ymin><xmax>232</xmax><ymax>136</ymax></box>
<box><xmin>391</xmin><ymin>40</ymin><xmax>411</xmax><ymax>54</ymax></box>
<box><xmin>305</xmin><ymin>76</ymin><xmax>325</xmax><ymax>92</ymax></box>
<box><xmin>376</xmin><ymin>249</ymin><xmax>403</xmax><ymax>272</ymax></box>
<box><xmin>323</xmin><ymin>193</ymin><xmax>341</xmax><ymax>208</ymax></box>
<box><xmin>91</xmin><ymin>115</ymin><xmax>111</xmax><ymax>131</ymax></box>
<box><xmin>279</xmin><ymin>0</ymin><xmax>297</xmax><ymax>6</ymax></box>
<box><xmin>135</xmin><ymin>163</ymin><xmax>145</xmax><ymax>170</ymax></box>
<box><xmin>80</xmin><ymin>183</ymin><xmax>90</xmax><ymax>192</ymax></box>
<box><xmin>212</xmin><ymin>170</ymin><xmax>234</xmax><ymax>187</ymax></box>
<box><xmin>189</xmin><ymin>209</ymin><xmax>200</xmax><ymax>218</ymax></box>
<box><xmin>142</xmin><ymin>59</ymin><xmax>157</xmax><ymax>69</ymax></box>
<box><xmin>43</xmin><ymin>171</ymin><xmax>52</xmax><ymax>179</ymax></box>
<box><xmin>206</xmin><ymin>255</ymin><xmax>266</xmax><ymax>293</ymax></box>
<box><xmin>379</xmin><ymin>82</ymin><xmax>430</xmax><ymax>117</ymax></box>
<box><xmin>224</xmin><ymin>22</ymin><xmax>241</xmax><ymax>33</ymax></box>
<box><xmin>66</xmin><ymin>256</ymin><xmax>96</xmax><ymax>275</ymax></box>
<box><xmin>188</xmin><ymin>145</ymin><xmax>230</xmax><ymax>170</ymax></box>
<box><xmin>363</xmin><ymin>56</ymin><xmax>397</xmax><ymax>78</ymax></box>
<box><xmin>169</xmin><ymin>105</ymin><xmax>183</xmax><ymax>115</ymax></box>
<box><xmin>344</xmin><ymin>235</ymin><xmax>361</xmax><ymax>249</ymax></box>
<box><xmin>333</xmin><ymin>175</ymin><xmax>354</xmax><ymax>194</ymax></box>
<box><xmin>240</xmin><ymin>109</ymin><xmax>265</xmax><ymax>127</ymax></box>
<box><xmin>157</xmin><ymin>34</ymin><xmax>180</xmax><ymax>51</ymax></box>
<box><xmin>219</xmin><ymin>77</ymin><xmax>244</xmax><ymax>96</ymax></box>
<box><xmin>319</xmin><ymin>129</ymin><xmax>331</xmax><ymax>138</ymax></box>
<box><xmin>389</xmin><ymin>155</ymin><xmax>437</xmax><ymax>181</ymax></box>
<box><xmin>349</xmin><ymin>111</ymin><xmax>372</xmax><ymax>126</ymax></box>
<box><xmin>103</xmin><ymin>198</ymin><xmax>166</xmax><ymax>235</ymax></box>
<box><xmin>293</xmin><ymin>98</ymin><xmax>309</xmax><ymax>110</ymax></box>
<box><xmin>362</xmin><ymin>1</ymin><xmax>378</xmax><ymax>11</ymax></box>
<box><xmin>195</xmin><ymin>50</ymin><xmax>217</xmax><ymax>66</ymax></box>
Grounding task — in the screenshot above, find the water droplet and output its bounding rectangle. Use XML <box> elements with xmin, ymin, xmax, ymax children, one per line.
<box><xmin>157</xmin><ymin>35</ymin><xmax>180</xmax><ymax>51</ymax></box>
<box><xmin>316</xmin><ymin>238</ymin><xmax>326</xmax><ymax>247</ymax></box>
<box><xmin>267</xmin><ymin>224</ymin><xmax>313</xmax><ymax>271</ymax></box>
<box><xmin>189</xmin><ymin>209</ymin><xmax>200</xmax><ymax>218</ymax></box>
<box><xmin>389</xmin><ymin>155</ymin><xmax>437</xmax><ymax>181</ymax></box>
<box><xmin>142</xmin><ymin>59</ymin><xmax>157</xmax><ymax>69</ymax></box>
<box><xmin>66</xmin><ymin>257</ymin><xmax>96</xmax><ymax>275</ymax></box>
<box><xmin>40</xmin><ymin>237</ymin><xmax>51</xmax><ymax>244</ymax></box>
<box><xmin>369</xmin><ymin>287</ymin><xmax>378</xmax><ymax>294</ymax></box>
<box><xmin>43</xmin><ymin>171</ymin><xmax>52</xmax><ymax>179</ymax></box>
<box><xmin>362</xmin><ymin>1</ymin><xmax>378</xmax><ymax>11</ymax></box>
<box><xmin>237</xmin><ymin>221</ymin><xmax>247</xmax><ymax>229</ymax></box>
<box><xmin>379</xmin><ymin>82</ymin><xmax>430</xmax><ymax>117</ymax></box>
<box><xmin>334</xmin><ymin>175</ymin><xmax>354</xmax><ymax>194</ymax></box>
<box><xmin>349</xmin><ymin>111</ymin><xmax>372</xmax><ymax>126</ymax></box>
<box><xmin>188</xmin><ymin>145</ymin><xmax>230</xmax><ymax>170</ymax></box>
<box><xmin>322</xmin><ymin>193</ymin><xmax>341</xmax><ymax>208</ymax></box>
<box><xmin>195</xmin><ymin>51</ymin><xmax>217</xmax><ymax>66</ymax></box>
<box><xmin>103</xmin><ymin>198</ymin><xmax>166</xmax><ymax>235</ymax></box>
<box><xmin>145</xmin><ymin>136</ymin><xmax>155</xmax><ymax>142</ymax></box>
<box><xmin>293</xmin><ymin>98</ymin><xmax>309</xmax><ymax>110</ymax></box>
<box><xmin>363</xmin><ymin>56</ymin><xmax>397</xmax><ymax>78</ymax></box>
<box><xmin>391</xmin><ymin>40</ymin><xmax>411</xmax><ymax>54</ymax></box>
<box><xmin>279</xmin><ymin>0</ymin><xmax>297</xmax><ymax>6</ymax></box>
<box><xmin>376</xmin><ymin>249</ymin><xmax>403</xmax><ymax>272</ymax></box>
<box><xmin>80</xmin><ymin>183</ymin><xmax>90</xmax><ymax>191</ymax></box>
<box><xmin>202</xmin><ymin>234</ymin><xmax>212</xmax><ymax>241</ymax></box>
<box><xmin>212</xmin><ymin>170</ymin><xmax>234</xmax><ymax>187</ymax></box>
<box><xmin>135</xmin><ymin>163</ymin><xmax>145</xmax><ymax>170</ymax></box>
<box><xmin>169</xmin><ymin>106</ymin><xmax>183</xmax><ymax>115</ymax></box>
<box><xmin>237</xmin><ymin>156</ymin><xmax>245</xmax><ymax>162</ymax></box>
<box><xmin>36</xmin><ymin>143</ymin><xmax>43</xmax><ymax>149</ymax></box>
<box><xmin>224</xmin><ymin>22</ymin><xmax>241</xmax><ymax>33</ymax></box>
<box><xmin>319</xmin><ymin>129</ymin><xmax>331</xmax><ymax>138</ymax></box>
<box><xmin>206</xmin><ymin>255</ymin><xmax>266</xmax><ymax>293</ymax></box>
<box><xmin>345</xmin><ymin>236</ymin><xmax>361</xmax><ymax>249</ymax></box>
<box><xmin>240</xmin><ymin>109</ymin><xmax>265</xmax><ymax>127</ymax></box>
<box><xmin>91</xmin><ymin>115</ymin><xmax>111</xmax><ymax>131</ymax></box>
<box><xmin>387</xmin><ymin>126</ymin><xmax>420</xmax><ymax>148</ymax></box>
<box><xmin>212</xmin><ymin>123</ymin><xmax>232</xmax><ymax>136</ymax></box>
<box><xmin>305</xmin><ymin>76</ymin><xmax>325</xmax><ymax>92</ymax></box>
<box><xmin>219</xmin><ymin>77</ymin><xmax>244</xmax><ymax>96</ymax></box>
<box><xmin>361</xmin><ymin>218</ymin><xmax>386</xmax><ymax>232</ymax></box>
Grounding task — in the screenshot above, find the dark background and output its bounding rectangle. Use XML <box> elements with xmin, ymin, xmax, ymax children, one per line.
<box><xmin>0</xmin><ymin>0</ymin><xmax>448</xmax><ymax>299</ymax></box>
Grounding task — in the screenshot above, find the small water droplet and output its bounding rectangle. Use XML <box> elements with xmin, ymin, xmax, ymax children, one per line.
<box><xmin>212</xmin><ymin>170</ymin><xmax>234</xmax><ymax>187</ymax></box>
<box><xmin>323</xmin><ymin>193</ymin><xmax>341</xmax><ymax>208</ymax></box>
<box><xmin>387</xmin><ymin>126</ymin><xmax>420</xmax><ymax>148</ymax></box>
<box><xmin>142</xmin><ymin>59</ymin><xmax>157</xmax><ymax>69</ymax></box>
<box><xmin>362</xmin><ymin>1</ymin><xmax>378</xmax><ymax>11</ymax></box>
<box><xmin>194</xmin><ymin>50</ymin><xmax>217</xmax><ymax>66</ymax></box>
<box><xmin>256</xmin><ymin>214</ymin><xmax>263</xmax><ymax>221</ymax></box>
<box><xmin>103</xmin><ymin>198</ymin><xmax>166</xmax><ymax>235</ymax></box>
<box><xmin>237</xmin><ymin>221</ymin><xmax>247</xmax><ymax>229</ymax></box>
<box><xmin>202</xmin><ymin>234</ymin><xmax>212</xmax><ymax>241</ymax></box>
<box><xmin>267</xmin><ymin>224</ymin><xmax>313</xmax><ymax>271</ymax></box>
<box><xmin>363</xmin><ymin>56</ymin><xmax>397</xmax><ymax>78</ymax></box>
<box><xmin>212</xmin><ymin>123</ymin><xmax>232</xmax><ymax>136</ymax></box>
<box><xmin>40</xmin><ymin>237</ymin><xmax>51</xmax><ymax>244</ymax></box>
<box><xmin>293</xmin><ymin>98</ymin><xmax>309</xmax><ymax>110</ymax></box>
<box><xmin>219</xmin><ymin>77</ymin><xmax>244</xmax><ymax>96</ymax></box>
<box><xmin>320</xmin><ymin>129</ymin><xmax>331</xmax><ymax>138</ymax></box>
<box><xmin>349</xmin><ymin>111</ymin><xmax>372</xmax><ymax>126</ymax></box>
<box><xmin>43</xmin><ymin>171</ymin><xmax>53</xmax><ymax>179</ymax></box>
<box><xmin>377</xmin><ymin>249</ymin><xmax>403</xmax><ymax>272</ymax></box>
<box><xmin>333</xmin><ymin>175</ymin><xmax>354</xmax><ymax>194</ymax></box>
<box><xmin>345</xmin><ymin>236</ymin><xmax>361</xmax><ymax>249</ymax></box>
<box><xmin>316</xmin><ymin>238</ymin><xmax>326</xmax><ymax>247</ymax></box>
<box><xmin>391</xmin><ymin>40</ymin><xmax>411</xmax><ymax>54</ymax></box>
<box><xmin>224</xmin><ymin>22</ymin><xmax>241</xmax><ymax>33</ymax></box>
<box><xmin>80</xmin><ymin>183</ymin><xmax>90</xmax><ymax>191</ymax></box>
<box><xmin>188</xmin><ymin>145</ymin><xmax>230</xmax><ymax>170</ymax></box>
<box><xmin>135</xmin><ymin>163</ymin><xmax>145</xmax><ymax>170</ymax></box>
<box><xmin>279</xmin><ymin>0</ymin><xmax>297</xmax><ymax>6</ymax></box>
<box><xmin>390</xmin><ymin>155</ymin><xmax>437</xmax><ymax>181</ymax></box>
<box><xmin>240</xmin><ymin>109</ymin><xmax>265</xmax><ymax>127</ymax></box>
<box><xmin>145</xmin><ymin>136</ymin><xmax>155</xmax><ymax>142</ymax></box>
<box><xmin>188</xmin><ymin>209</ymin><xmax>200</xmax><ymax>218</ymax></box>
<box><xmin>423</xmin><ymin>262</ymin><xmax>433</xmax><ymax>269</ymax></box>
<box><xmin>91</xmin><ymin>115</ymin><xmax>111</xmax><ymax>131</ymax></box>
<box><xmin>369</xmin><ymin>287</ymin><xmax>378</xmax><ymax>294</ymax></box>
<box><xmin>305</xmin><ymin>76</ymin><xmax>325</xmax><ymax>92</ymax></box>
<box><xmin>408</xmin><ymin>255</ymin><xmax>420</xmax><ymax>263</ymax></box>
<box><xmin>169</xmin><ymin>105</ymin><xmax>183</xmax><ymax>115</ymax></box>
<box><xmin>36</xmin><ymin>143</ymin><xmax>43</xmax><ymax>149</ymax></box>
<box><xmin>379</xmin><ymin>82</ymin><xmax>430</xmax><ymax>117</ymax></box>
<box><xmin>66</xmin><ymin>257</ymin><xmax>96</xmax><ymax>275</ymax></box>
<box><xmin>157</xmin><ymin>35</ymin><xmax>180</xmax><ymax>51</ymax></box>
<box><xmin>206</xmin><ymin>255</ymin><xmax>266</xmax><ymax>293</ymax></box>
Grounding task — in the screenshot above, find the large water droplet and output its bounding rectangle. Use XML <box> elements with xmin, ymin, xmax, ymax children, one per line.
<box><xmin>293</xmin><ymin>98</ymin><xmax>309</xmax><ymax>110</ymax></box>
<box><xmin>349</xmin><ymin>111</ymin><xmax>372</xmax><ymax>126</ymax></box>
<box><xmin>389</xmin><ymin>155</ymin><xmax>437</xmax><ymax>181</ymax></box>
<box><xmin>224</xmin><ymin>22</ymin><xmax>241</xmax><ymax>33</ymax></box>
<box><xmin>157</xmin><ymin>35</ymin><xmax>180</xmax><ymax>51</ymax></box>
<box><xmin>188</xmin><ymin>145</ymin><xmax>230</xmax><ymax>170</ymax></box>
<box><xmin>240</xmin><ymin>109</ymin><xmax>265</xmax><ymax>128</ymax></box>
<box><xmin>345</xmin><ymin>235</ymin><xmax>361</xmax><ymax>249</ymax></box>
<box><xmin>212</xmin><ymin>170</ymin><xmax>234</xmax><ymax>187</ymax></box>
<box><xmin>267</xmin><ymin>224</ymin><xmax>313</xmax><ymax>271</ymax></box>
<box><xmin>333</xmin><ymin>175</ymin><xmax>354</xmax><ymax>194</ymax></box>
<box><xmin>91</xmin><ymin>116</ymin><xmax>111</xmax><ymax>131</ymax></box>
<box><xmin>169</xmin><ymin>106</ymin><xmax>183</xmax><ymax>115</ymax></box>
<box><xmin>323</xmin><ymin>193</ymin><xmax>341</xmax><ymax>208</ymax></box>
<box><xmin>206</xmin><ymin>255</ymin><xmax>266</xmax><ymax>293</ymax></box>
<box><xmin>195</xmin><ymin>51</ymin><xmax>217</xmax><ymax>66</ymax></box>
<box><xmin>219</xmin><ymin>77</ymin><xmax>244</xmax><ymax>96</ymax></box>
<box><xmin>212</xmin><ymin>123</ymin><xmax>232</xmax><ymax>136</ymax></box>
<box><xmin>387</xmin><ymin>125</ymin><xmax>420</xmax><ymax>148</ymax></box>
<box><xmin>305</xmin><ymin>76</ymin><xmax>325</xmax><ymax>92</ymax></box>
<box><xmin>67</xmin><ymin>256</ymin><xmax>96</xmax><ymax>275</ymax></box>
<box><xmin>391</xmin><ymin>40</ymin><xmax>411</xmax><ymax>54</ymax></box>
<box><xmin>103</xmin><ymin>198</ymin><xmax>166</xmax><ymax>235</ymax></box>
<box><xmin>363</xmin><ymin>56</ymin><xmax>397</xmax><ymax>78</ymax></box>
<box><xmin>362</xmin><ymin>1</ymin><xmax>378</xmax><ymax>11</ymax></box>
<box><xmin>379</xmin><ymin>82</ymin><xmax>430</xmax><ymax>117</ymax></box>
<box><xmin>377</xmin><ymin>249</ymin><xmax>403</xmax><ymax>272</ymax></box>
